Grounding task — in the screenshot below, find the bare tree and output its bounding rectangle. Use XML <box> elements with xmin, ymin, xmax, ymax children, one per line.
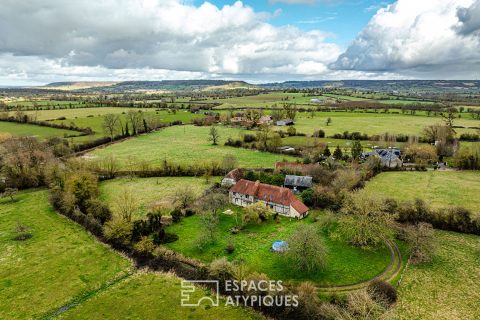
<box><xmin>126</xmin><ymin>110</ymin><xmax>144</xmax><ymax>135</ymax></box>
<box><xmin>199</xmin><ymin>192</ymin><xmax>228</xmax><ymax>218</ymax></box>
<box><xmin>114</xmin><ymin>188</ymin><xmax>139</xmax><ymax>222</ymax></box>
<box><xmin>286</xmin><ymin>224</ymin><xmax>327</xmax><ymax>273</ymax></box>
<box><xmin>173</xmin><ymin>185</ymin><xmax>196</xmax><ymax>210</ymax></box>
<box><xmin>208</xmin><ymin>125</ymin><xmax>220</xmax><ymax>145</ymax></box>
<box><xmin>102</xmin><ymin>114</ymin><xmax>120</xmax><ymax>141</ymax></box>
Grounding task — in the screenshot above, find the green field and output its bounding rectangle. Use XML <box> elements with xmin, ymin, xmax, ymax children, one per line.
<box><xmin>362</xmin><ymin>171</ymin><xmax>480</xmax><ymax>214</ymax></box>
<box><xmin>0</xmin><ymin>190</ymin><xmax>132</xmax><ymax>319</ymax></box>
<box><xmin>5</xmin><ymin>108</ymin><xmax>202</xmax><ymax>142</ymax></box>
<box><xmin>166</xmin><ymin>210</ymin><xmax>393</xmax><ymax>286</ymax></box>
<box><xmin>58</xmin><ymin>272</ymin><xmax>263</xmax><ymax>320</ymax></box>
<box><xmin>89</xmin><ymin>125</ymin><xmax>296</xmax><ymax>169</ymax></box>
<box><xmin>288</xmin><ymin>112</ymin><xmax>480</xmax><ymax>136</ymax></box>
<box><xmin>0</xmin><ymin>121</ymin><xmax>82</xmax><ymax>139</ymax></box>
<box><xmin>393</xmin><ymin>231</ymin><xmax>480</xmax><ymax>319</ymax></box>
<box><xmin>100</xmin><ymin>177</ymin><xmax>218</xmax><ymax>218</ymax></box>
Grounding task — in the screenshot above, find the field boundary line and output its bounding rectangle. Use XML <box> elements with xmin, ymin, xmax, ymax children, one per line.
<box><xmin>40</xmin><ymin>270</ymin><xmax>135</xmax><ymax>319</ymax></box>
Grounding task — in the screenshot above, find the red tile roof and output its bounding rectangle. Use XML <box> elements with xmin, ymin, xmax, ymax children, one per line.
<box><xmin>230</xmin><ymin>179</ymin><xmax>309</xmax><ymax>214</ymax></box>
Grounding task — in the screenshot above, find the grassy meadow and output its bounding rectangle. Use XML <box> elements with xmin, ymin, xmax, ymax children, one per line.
<box><xmin>362</xmin><ymin>171</ymin><xmax>480</xmax><ymax>214</ymax></box>
<box><xmin>166</xmin><ymin>210</ymin><xmax>394</xmax><ymax>286</ymax></box>
<box><xmin>288</xmin><ymin>112</ymin><xmax>480</xmax><ymax>136</ymax></box>
<box><xmin>0</xmin><ymin>121</ymin><xmax>82</xmax><ymax>139</ymax></box>
<box><xmin>393</xmin><ymin>231</ymin><xmax>480</xmax><ymax>320</ymax></box>
<box><xmin>58</xmin><ymin>272</ymin><xmax>263</xmax><ymax>320</ymax></box>
<box><xmin>89</xmin><ymin>125</ymin><xmax>297</xmax><ymax>169</ymax></box>
<box><xmin>99</xmin><ymin>177</ymin><xmax>219</xmax><ymax>218</ymax></box>
<box><xmin>0</xmin><ymin>190</ymin><xmax>132</xmax><ymax>319</ymax></box>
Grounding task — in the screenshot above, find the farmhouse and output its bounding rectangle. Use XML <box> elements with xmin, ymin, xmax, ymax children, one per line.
<box><xmin>276</xmin><ymin>119</ymin><xmax>294</xmax><ymax>126</ymax></box>
<box><xmin>221</xmin><ymin>168</ymin><xmax>245</xmax><ymax>187</ymax></box>
<box><xmin>258</xmin><ymin>115</ymin><xmax>273</xmax><ymax>125</ymax></box>
<box><xmin>362</xmin><ymin>148</ymin><xmax>403</xmax><ymax>168</ymax></box>
<box><xmin>229</xmin><ymin>179</ymin><xmax>309</xmax><ymax>218</ymax></box>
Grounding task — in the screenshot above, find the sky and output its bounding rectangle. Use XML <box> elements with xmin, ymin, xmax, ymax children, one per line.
<box><xmin>0</xmin><ymin>0</ymin><xmax>479</xmax><ymax>85</ymax></box>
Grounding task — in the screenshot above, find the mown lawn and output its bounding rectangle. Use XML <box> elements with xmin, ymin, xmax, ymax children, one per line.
<box><xmin>58</xmin><ymin>272</ymin><xmax>263</xmax><ymax>320</ymax></box>
<box><xmin>89</xmin><ymin>125</ymin><xmax>297</xmax><ymax>169</ymax></box>
<box><xmin>289</xmin><ymin>112</ymin><xmax>480</xmax><ymax>136</ymax></box>
<box><xmin>393</xmin><ymin>230</ymin><xmax>480</xmax><ymax>319</ymax></box>
<box><xmin>99</xmin><ymin>177</ymin><xmax>219</xmax><ymax>218</ymax></box>
<box><xmin>0</xmin><ymin>190</ymin><xmax>132</xmax><ymax>319</ymax></box>
<box><xmin>0</xmin><ymin>120</ymin><xmax>81</xmax><ymax>139</ymax></box>
<box><xmin>165</xmin><ymin>210</ymin><xmax>392</xmax><ymax>286</ymax></box>
<box><xmin>362</xmin><ymin>171</ymin><xmax>480</xmax><ymax>214</ymax></box>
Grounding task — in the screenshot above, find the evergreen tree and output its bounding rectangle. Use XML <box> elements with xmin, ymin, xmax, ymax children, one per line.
<box><xmin>323</xmin><ymin>146</ymin><xmax>331</xmax><ymax>157</ymax></box>
<box><xmin>333</xmin><ymin>145</ymin><xmax>343</xmax><ymax>159</ymax></box>
<box><xmin>351</xmin><ymin>140</ymin><xmax>364</xmax><ymax>160</ymax></box>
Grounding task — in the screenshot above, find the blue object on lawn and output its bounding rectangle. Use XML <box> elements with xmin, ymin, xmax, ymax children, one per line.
<box><xmin>272</xmin><ymin>240</ymin><xmax>288</xmax><ymax>253</ymax></box>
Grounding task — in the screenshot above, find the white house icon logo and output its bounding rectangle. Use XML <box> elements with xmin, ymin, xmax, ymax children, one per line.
<box><xmin>181</xmin><ymin>280</ymin><xmax>220</xmax><ymax>307</ymax></box>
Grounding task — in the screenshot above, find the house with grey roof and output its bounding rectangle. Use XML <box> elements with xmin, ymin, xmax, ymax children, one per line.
<box><xmin>284</xmin><ymin>175</ymin><xmax>313</xmax><ymax>192</ymax></box>
<box><xmin>362</xmin><ymin>148</ymin><xmax>403</xmax><ymax>168</ymax></box>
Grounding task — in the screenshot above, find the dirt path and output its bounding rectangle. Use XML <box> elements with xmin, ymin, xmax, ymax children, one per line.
<box><xmin>316</xmin><ymin>240</ymin><xmax>403</xmax><ymax>293</ymax></box>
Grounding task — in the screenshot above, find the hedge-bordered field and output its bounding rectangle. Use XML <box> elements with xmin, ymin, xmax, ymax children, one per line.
<box><xmin>89</xmin><ymin>125</ymin><xmax>297</xmax><ymax>169</ymax></box>
<box><xmin>362</xmin><ymin>171</ymin><xmax>480</xmax><ymax>214</ymax></box>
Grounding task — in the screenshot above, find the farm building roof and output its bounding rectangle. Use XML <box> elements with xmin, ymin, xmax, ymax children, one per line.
<box><xmin>284</xmin><ymin>175</ymin><xmax>313</xmax><ymax>188</ymax></box>
<box><xmin>230</xmin><ymin>179</ymin><xmax>309</xmax><ymax>214</ymax></box>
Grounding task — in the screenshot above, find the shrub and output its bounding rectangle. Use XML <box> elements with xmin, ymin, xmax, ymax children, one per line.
<box><xmin>301</xmin><ymin>188</ymin><xmax>314</xmax><ymax>206</ymax></box>
<box><xmin>103</xmin><ymin>218</ymin><xmax>133</xmax><ymax>248</ymax></box>
<box><xmin>85</xmin><ymin>199</ymin><xmax>112</xmax><ymax>224</ymax></box>
<box><xmin>243</xmin><ymin>134</ymin><xmax>256</xmax><ymax>143</ymax></box>
<box><xmin>134</xmin><ymin>236</ymin><xmax>155</xmax><ymax>255</ymax></box>
<box><xmin>368</xmin><ymin>279</ymin><xmax>397</xmax><ymax>306</ymax></box>
<box><xmin>225</xmin><ymin>241</ymin><xmax>235</xmax><ymax>254</ymax></box>
<box><xmin>171</xmin><ymin>208</ymin><xmax>183</xmax><ymax>223</ymax></box>
<box><xmin>209</xmin><ymin>257</ymin><xmax>234</xmax><ymax>282</ymax></box>
<box><xmin>13</xmin><ymin>222</ymin><xmax>32</xmax><ymax>241</ymax></box>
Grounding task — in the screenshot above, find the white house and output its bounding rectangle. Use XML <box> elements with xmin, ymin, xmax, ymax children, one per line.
<box><xmin>229</xmin><ymin>179</ymin><xmax>309</xmax><ymax>219</ymax></box>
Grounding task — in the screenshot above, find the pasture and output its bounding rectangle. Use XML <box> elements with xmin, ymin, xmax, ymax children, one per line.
<box><xmin>288</xmin><ymin>111</ymin><xmax>480</xmax><ymax>136</ymax></box>
<box><xmin>99</xmin><ymin>177</ymin><xmax>218</xmax><ymax>218</ymax></box>
<box><xmin>0</xmin><ymin>190</ymin><xmax>132</xmax><ymax>319</ymax></box>
<box><xmin>89</xmin><ymin>125</ymin><xmax>296</xmax><ymax>169</ymax></box>
<box><xmin>393</xmin><ymin>231</ymin><xmax>480</xmax><ymax>319</ymax></box>
<box><xmin>0</xmin><ymin>121</ymin><xmax>82</xmax><ymax>139</ymax></box>
<box><xmin>58</xmin><ymin>272</ymin><xmax>263</xmax><ymax>320</ymax></box>
<box><xmin>166</xmin><ymin>210</ymin><xmax>396</xmax><ymax>286</ymax></box>
<box><xmin>362</xmin><ymin>171</ymin><xmax>480</xmax><ymax>214</ymax></box>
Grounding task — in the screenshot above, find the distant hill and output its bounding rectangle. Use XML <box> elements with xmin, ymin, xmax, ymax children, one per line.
<box><xmin>44</xmin><ymin>81</ymin><xmax>119</xmax><ymax>90</ymax></box>
<box><xmin>259</xmin><ymin>80</ymin><xmax>480</xmax><ymax>93</ymax></box>
<box><xmin>39</xmin><ymin>80</ymin><xmax>480</xmax><ymax>94</ymax></box>
<box><xmin>43</xmin><ymin>80</ymin><xmax>256</xmax><ymax>92</ymax></box>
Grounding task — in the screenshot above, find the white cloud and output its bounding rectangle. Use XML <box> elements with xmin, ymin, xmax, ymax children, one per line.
<box><xmin>0</xmin><ymin>0</ymin><xmax>343</xmax><ymax>84</ymax></box>
<box><xmin>333</xmin><ymin>0</ymin><xmax>480</xmax><ymax>78</ymax></box>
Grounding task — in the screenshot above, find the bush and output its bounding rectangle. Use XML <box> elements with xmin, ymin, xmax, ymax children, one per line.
<box><xmin>243</xmin><ymin>134</ymin><xmax>256</xmax><ymax>143</ymax></box>
<box><xmin>13</xmin><ymin>222</ymin><xmax>32</xmax><ymax>241</ymax></box>
<box><xmin>171</xmin><ymin>208</ymin><xmax>183</xmax><ymax>223</ymax></box>
<box><xmin>301</xmin><ymin>188</ymin><xmax>314</xmax><ymax>206</ymax></box>
<box><xmin>134</xmin><ymin>236</ymin><xmax>155</xmax><ymax>255</ymax></box>
<box><xmin>312</xmin><ymin>130</ymin><xmax>325</xmax><ymax>138</ymax></box>
<box><xmin>103</xmin><ymin>218</ymin><xmax>133</xmax><ymax>248</ymax></box>
<box><xmin>225</xmin><ymin>241</ymin><xmax>235</xmax><ymax>254</ymax></box>
<box><xmin>209</xmin><ymin>257</ymin><xmax>234</xmax><ymax>282</ymax></box>
<box><xmin>368</xmin><ymin>279</ymin><xmax>397</xmax><ymax>306</ymax></box>
<box><xmin>85</xmin><ymin>199</ymin><xmax>112</xmax><ymax>224</ymax></box>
